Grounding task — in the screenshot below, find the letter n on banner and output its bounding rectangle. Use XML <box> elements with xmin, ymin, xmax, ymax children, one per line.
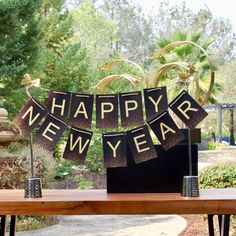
<box><xmin>13</xmin><ymin>98</ymin><xmax>47</xmax><ymax>136</ymax></box>
<box><xmin>169</xmin><ymin>90</ymin><xmax>208</xmax><ymax>128</ymax></box>
<box><xmin>96</xmin><ymin>94</ymin><xmax>118</xmax><ymax>128</ymax></box>
<box><xmin>102</xmin><ymin>132</ymin><xmax>127</xmax><ymax>168</ymax></box>
<box><xmin>34</xmin><ymin>114</ymin><xmax>67</xmax><ymax>151</ymax></box>
<box><xmin>148</xmin><ymin>112</ymin><xmax>184</xmax><ymax>150</ymax></box>
<box><xmin>144</xmin><ymin>87</ymin><xmax>168</xmax><ymax>121</ymax></box>
<box><xmin>70</xmin><ymin>93</ymin><xmax>94</xmax><ymax>128</ymax></box>
<box><xmin>126</xmin><ymin>125</ymin><xmax>157</xmax><ymax>164</ymax></box>
<box><xmin>63</xmin><ymin>127</ymin><xmax>93</xmax><ymax>164</ymax></box>
<box><xmin>119</xmin><ymin>91</ymin><xmax>144</xmax><ymax>127</ymax></box>
<box><xmin>47</xmin><ymin>90</ymin><xmax>71</xmax><ymax>122</ymax></box>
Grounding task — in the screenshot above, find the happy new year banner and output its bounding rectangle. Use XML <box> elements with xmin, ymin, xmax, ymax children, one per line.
<box><xmin>13</xmin><ymin>88</ymin><xmax>208</xmax><ymax>167</ymax></box>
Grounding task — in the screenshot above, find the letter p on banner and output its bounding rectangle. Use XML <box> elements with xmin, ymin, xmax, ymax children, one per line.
<box><xmin>169</xmin><ymin>90</ymin><xmax>208</xmax><ymax>128</ymax></box>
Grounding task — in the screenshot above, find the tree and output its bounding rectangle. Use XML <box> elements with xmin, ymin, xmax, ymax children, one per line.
<box><xmin>0</xmin><ymin>0</ymin><xmax>42</xmax><ymax>117</ymax></box>
<box><xmin>152</xmin><ymin>1</ymin><xmax>236</xmax><ymax>64</ymax></box>
<box><xmin>150</xmin><ymin>30</ymin><xmax>223</xmax><ymax>105</ymax></box>
<box><xmin>100</xmin><ymin>0</ymin><xmax>155</xmax><ymax>64</ymax></box>
<box><xmin>33</xmin><ymin>0</ymin><xmax>92</xmax><ymax>94</ymax></box>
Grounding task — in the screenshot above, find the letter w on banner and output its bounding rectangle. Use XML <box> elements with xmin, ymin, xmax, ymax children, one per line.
<box><xmin>63</xmin><ymin>127</ymin><xmax>93</xmax><ymax>164</ymax></box>
<box><xmin>148</xmin><ymin>112</ymin><xmax>184</xmax><ymax>150</ymax></box>
<box><xmin>13</xmin><ymin>98</ymin><xmax>47</xmax><ymax>136</ymax></box>
<box><xmin>102</xmin><ymin>132</ymin><xmax>127</xmax><ymax>168</ymax></box>
<box><xmin>126</xmin><ymin>125</ymin><xmax>157</xmax><ymax>164</ymax></box>
<box><xmin>169</xmin><ymin>90</ymin><xmax>208</xmax><ymax>128</ymax></box>
<box><xmin>34</xmin><ymin>113</ymin><xmax>67</xmax><ymax>151</ymax></box>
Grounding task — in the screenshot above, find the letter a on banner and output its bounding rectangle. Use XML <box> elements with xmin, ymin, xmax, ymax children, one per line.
<box><xmin>96</xmin><ymin>94</ymin><xmax>119</xmax><ymax>128</ymax></box>
<box><xmin>47</xmin><ymin>90</ymin><xmax>71</xmax><ymax>122</ymax></box>
<box><xmin>148</xmin><ymin>112</ymin><xmax>184</xmax><ymax>150</ymax></box>
<box><xmin>70</xmin><ymin>93</ymin><xmax>94</xmax><ymax>128</ymax></box>
<box><xmin>102</xmin><ymin>132</ymin><xmax>127</xmax><ymax>168</ymax></box>
<box><xmin>169</xmin><ymin>90</ymin><xmax>208</xmax><ymax>128</ymax></box>
<box><xmin>126</xmin><ymin>125</ymin><xmax>157</xmax><ymax>164</ymax></box>
<box><xmin>144</xmin><ymin>87</ymin><xmax>168</xmax><ymax>121</ymax></box>
<box><xmin>13</xmin><ymin>98</ymin><xmax>47</xmax><ymax>136</ymax></box>
<box><xmin>119</xmin><ymin>91</ymin><xmax>144</xmax><ymax>127</ymax></box>
<box><xmin>34</xmin><ymin>114</ymin><xmax>67</xmax><ymax>151</ymax></box>
<box><xmin>63</xmin><ymin>127</ymin><xmax>93</xmax><ymax>164</ymax></box>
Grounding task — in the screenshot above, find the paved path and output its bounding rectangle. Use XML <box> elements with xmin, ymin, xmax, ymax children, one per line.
<box><xmin>17</xmin><ymin>215</ymin><xmax>187</xmax><ymax>236</ymax></box>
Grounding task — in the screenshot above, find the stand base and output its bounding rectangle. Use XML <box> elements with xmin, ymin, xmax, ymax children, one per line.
<box><xmin>182</xmin><ymin>176</ymin><xmax>199</xmax><ymax>197</ymax></box>
<box><xmin>24</xmin><ymin>178</ymin><xmax>42</xmax><ymax>198</ymax></box>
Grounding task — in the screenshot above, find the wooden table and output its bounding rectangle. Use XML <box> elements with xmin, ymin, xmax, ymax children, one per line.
<box><xmin>1</xmin><ymin>189</ymin><xmax>236</xmax><ymax>236</ymax></box>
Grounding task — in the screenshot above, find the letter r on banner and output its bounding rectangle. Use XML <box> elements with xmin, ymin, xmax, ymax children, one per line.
<box><xmin>169</xmin><ymin>90</ymin><xmax>208</xmax><ymax>128</ymax></box>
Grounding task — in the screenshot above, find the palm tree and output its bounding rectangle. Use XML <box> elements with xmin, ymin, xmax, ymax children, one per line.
<box><xmin>149</xmin><ymin>30</ymin><xmax>222</xmax><ymax>105</ymax></box>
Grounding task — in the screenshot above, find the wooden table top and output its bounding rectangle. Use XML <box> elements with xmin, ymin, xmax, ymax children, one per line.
<box><xmin>0</xmin><ymin>189</ymin><xmax>236</xmax><ymax>215</ymax></box>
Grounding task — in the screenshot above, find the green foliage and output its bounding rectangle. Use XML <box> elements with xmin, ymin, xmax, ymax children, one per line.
<box><xmin>0</xmin><ymin>145</ymin><xmax>56</xmax><ymax>188</ymax></box>
<box><xmin>75</xmin><ymin>175</ymin><xmax>93</xmax><ymax>189</ymax></box>
<box><xmin>0</xmin><ymin>0</ymin><xmax>42</xmax><ymax>117</ymax></box>
<box><xmin>54</xmin><ymin>160</ymin><xmax>74</xmax><ymax>180</ymax></box>
<box><xmin>207</xmin><ymin>141</ymin><xmax>216</xmax><ymax>150</ymax></box>
<box><xmin>199</xmin><ymin>163</ymin><xmax>236</xmax><ymax>189</ymax></box>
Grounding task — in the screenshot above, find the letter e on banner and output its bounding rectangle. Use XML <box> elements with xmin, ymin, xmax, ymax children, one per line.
<box><xmin>96</xmin><ymin>94</ymin><xmax>119</xmax><ymax>128</ymax></box>
<box><xmin>148</xmin><ymin>112</ymin><xmax>184</xmax><ymax>150</ymax></box>
<box><xmin>169</xmin><ymin>90</ymin><xmax>208</xmax><ymax>128</ymax></box>
<box><xmin>70</xmin><ymin>93</ymin><xmax>94</xmax><ymax>128</ymax></box>
<box><xmin>119</xmin><ymin>91</ymin><xmax>144</xmax><ymax>127</ymax></box>
<box><xmin>47</xmin><ymin>90</ymin><xmax>71</xmax><ymax>122</ymax></box>
<box><xmin>34</xmin><ymin>114</ymin><xmax>67</xmax><ymax>151</ymax></box>
<box><xmin>102</xmin><ymin>132</ymin><xmax>127</xmax><ymax>168</ymax></box>
<box><xmin>144</xmin><ymin>87</ymin><xmax>168</xmax><ymax>121</ymax></box>
<box><xmin>63</xmin><ymin>127</ymin><xmax>93</xmax><ymax>164</ymax></box>
<box><xmin>13</xmin><ymin>98</ymin><xmax>47</xmax><ymax>136</ymax></box>
<box><xmin>126</xmin><ymin>125</ymin><xmax>157</xmax><ymax>164</ymax></box>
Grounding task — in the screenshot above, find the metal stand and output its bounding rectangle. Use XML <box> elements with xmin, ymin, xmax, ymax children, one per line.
<box><xmin>24</xmin><ymin>133</ymin><xmax>42</xmax><ymax>198</ymax></box>
<box><xmin>181</xmin><ymin>128</ymin><xmax>200</xmax><ymax>197</ymax></box>
<box><xmin>208</xmin><ymin>214</ymin><xmax>231</xmax><ymax>236</ymax></box>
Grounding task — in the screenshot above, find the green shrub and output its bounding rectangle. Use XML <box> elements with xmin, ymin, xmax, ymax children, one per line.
<box><xmin>0</xmin><ymin>145</ymin><xmax>56</xmax><ymax>188</ymax></box>
<box><xmin>199</xmin><ymin>163</ymin><xmax>236</xmax><ymax>189</ymax></box>
<box><xmin>207</xmin><ymin>141</ymin><xmax>216</xmax><ymax>150</ymax></box>
<box><xmin>75</xmin><ymin>175</ymin><xmax>93</xmax><ymax>189</ymax></box>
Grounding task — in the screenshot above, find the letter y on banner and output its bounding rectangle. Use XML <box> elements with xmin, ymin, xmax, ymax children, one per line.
<box><xmin>63</xmin><ymin>127</ymin><xmax>93</xmax><ymax>164</ymax></box>
<box><xmin>148</xmin><ymin>112</ymin><xmax>184</xmax><ymax>150</ymax></box>
<box><xmin>102</xmin><ymin>132</ymin><xmax>127</xmax><ymax>168</ymax></box>
<box><xmin>126</xmin><ymin>125</ymin><xmax>157</xmax><ymax>164</ymax></box>
<box><xmin>169</xmin><ymin>90</ymin><xmax>208</xmax><ymax>128</ymax></box>
<box><xmin>13</xmin><ymin>98</ymin><xmax>47</xmax><ymax>136</ymax></box>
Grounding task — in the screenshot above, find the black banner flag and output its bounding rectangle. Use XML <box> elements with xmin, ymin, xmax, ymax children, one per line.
<box><xmin>96</xmin><ymin>94</ymin><xmax>119</xmax><ymax>128</ymax></box>
<box><xmin>70</xmin><ymin>93</ymin><xmax>94</xmax><ymax>128</ymax></box>
<box><xmin>63</xmin><ymin>127</ymin><xmax>93</xmax><ymax>163</ymax></box>
<box><xmin>126</xmin><ymin>125</ymin><xmax>157</xmax><ymax>164</ymax></box>
<box><xmin>13</xmin><ymin>98</ymin><xmax>47</xmax><ymax>136</ymax></box>
<box><xmin>148</xmin><ymin>111</ymin><xmax>184</xmax><ymax>150</ymax></box>
<box><xmin>119</xmin><ymin>91</ymin><xmax>144</xmax><ymax>127</ymax></box>
<box><xmin>102</xmin><ymin>132</ymin><xmax>127</xmax><ymax>168</ymax></box>
<box><xmin>144</xmin><ymin>87</ymin><xmax>168</xmax><ymax>121</ymax></box>
<box><xmin>47</xmin><ymin>90</ymin><xmax>71</xmax><ymax>122</ymax></box>
<box><xmin>34</xmin><ymin>114</ymin><xmax>67</xmax><ymax>151</ymax></box>
<box><xmin>169</xmin><ymin>90</ymin><xmax>208</xmax><ymax>128</ymax></box>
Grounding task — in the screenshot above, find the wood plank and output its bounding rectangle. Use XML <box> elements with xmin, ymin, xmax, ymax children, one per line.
<box><xmin>0</xmin><ymin>189</ymin><xmax>235</xmax><ymax>215</ymax></box>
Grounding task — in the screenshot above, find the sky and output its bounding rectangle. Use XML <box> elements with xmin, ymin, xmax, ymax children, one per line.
<box><xmin>133</xmin><ymin>0</ymin><xmax>236</xmax><ymax>33</ymax></box>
